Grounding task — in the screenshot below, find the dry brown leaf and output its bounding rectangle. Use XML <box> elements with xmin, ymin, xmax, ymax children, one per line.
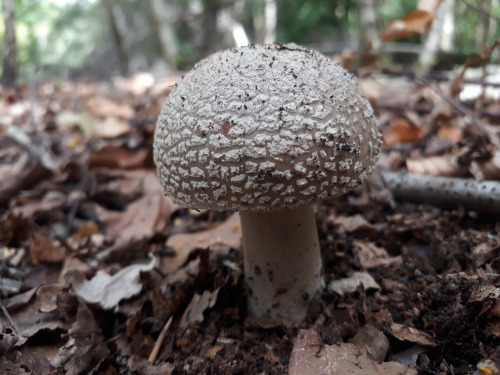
<box><xmin>86</xmin><ymin>97</ymin><xmax>135</xmax><ymax>119</ymax></box>
<box><xmin>408</xmin><ymin>151</ymin><xmax>500</xmax><ymax>180</ymax></box>
<box><xmin>89</xmin><ymin>144</ymin><xmax>148</xmax><ymax>169</ymax></box>
<box><xmin>388</xmin><ymin>323</ymin><xmax>438</xmax><ymax>347</ymax></box>
<box><xmin>179</xmin><ymin>288</ymin><xmax>220</xmax><ymax>329</ymax></box>
<box><xmin>67</xmin><ymin>254</ymin><xmax>157</xmax><ymax>309</ymax></box>
<box><xmin>384</xmin><ymin>118</ymin><xmax>424</xmax><ymax>145</ymax></box>
<box><xmin>165</xmin><ymin>214</ymin><xmax>241</xmax><ymax>273</ymax></box>
<box><xmin>0</xmin><ymin>150</ymin><xmax>52</xmax><ymax>206</ymax></box>
<box><xmin>0</xmin><ymin>349</ymin><xmax>53</xmax><ymax>374</ymax></box>
<box><xmin>55</xmin><ymin>110</ymin><xmax>94</xmax><ymax>134</ymax></box>
<box><xmin>289</xmin><ymin>329</ymin><xmax>417</xmax><ymax>375</ymax></box>
<box><xmin>349</xmin><ymin>324</ymin><xmax>390</xmax><ymax>362</ymax></box>
<box><xmin>479</xmin><ymin>150</ymin><xmax>500</xmax><ymax>180</ymax></box>
<box><xmin>334</xmin><ymin>214</ymin><xmax>376</xmax><ymax>234</ymax></box>
<box><xmin>127</xmin><ymin>355</ymin><xmax>174</xmax><ymax>375</ymax></box>
<box><xmin>469</xmin><ymin>284</ymin><xmax>500</xmax><ymax>303</ymax></box>
<box><xmin>97</xmin><ymin>192</ymin><xmax>177</xmax><ymax>240</ymax></box>
<box><xmin>437</xmin><ymin>127</ymin><xmax>462</xmax><ymax>143</ymax></box>
<box><xmin>51</xmin><ymin>299</ymin><xmax>109</xmax><ymax>375</ymax></box>
<box><xmin>59</xmin><ymin>256</ymin><xmax>93</xmax><ymax>283</ymax></box>
<box><xmin>10</xmin><ymin>287</ymin><xmax>70</xmax><ymax>339</ymax></box>
<box><xmin>406</xmin><ymin>155</ymin><xmax>465</xmax><ymax>177</ymax></box>
<box><xmin>11</xmin><ymin>191</ymin><xmax>67</xmax><ymax>219</ymax></box>
<box><xmin>93</xmin><ymin>116</ymin><xmax>131</xmax><ymax>138</ymax></box>
<box><xmin>328</xmin><ymin>272</ymin><xmax>380</xmax><ymax>295</ymax></box>
<box><xmin>3</xmin><ymin>287</ymin><xmax>37</xmax><ymax>311</ymax></box>
<box><xmin>37</xmin><ymin>284</ymin><xmax>65</xmax><ymax>313</ymax></box>
<box><xmin>29</xmin><ymin>232</ymin><xmax>66</xmax><ymax>264</ymax></box>
<box><xmin>382</xmin><ymin>10</ymin><xmax>433</xmax><ymax>41</ymax></box>
<box><xmin>352</xmin><ymin>240</ymin><xmax>402</xmax><ymax>269</ymax></box>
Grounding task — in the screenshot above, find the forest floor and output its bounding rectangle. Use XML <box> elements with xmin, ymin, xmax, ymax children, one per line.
<box><xmin>0</xmin><ymin>60</ymin><xmax>499</xmax><ymax>375</ymax></box>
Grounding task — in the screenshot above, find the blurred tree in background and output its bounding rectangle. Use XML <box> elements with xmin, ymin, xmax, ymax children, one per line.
<box><xmin>0</xmin><ymin>0</ymin><xmax>499</xmax><ymax>84</ymax></box>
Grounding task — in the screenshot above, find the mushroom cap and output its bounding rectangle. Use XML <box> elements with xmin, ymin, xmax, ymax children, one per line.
<box><xmin>154</xmin><ymin>44</ymin><xmax>381</xmax><ymax>211</ymax></box>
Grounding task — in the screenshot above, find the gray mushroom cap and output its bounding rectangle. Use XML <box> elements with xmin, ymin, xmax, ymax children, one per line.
<box><xmin>154</xmin><ymin>44</ymin><xmax>381</xmax><ymax>211</ymax></box>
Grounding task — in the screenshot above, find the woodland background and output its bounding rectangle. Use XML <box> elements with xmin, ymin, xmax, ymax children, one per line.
<box><xmin>1</xmin><ymin>1</ymin><xmax>500</xmax><ymax>375</ymax></box>
<box><xmin>1</xmin><ymin>0</ymin><xmax>500</xmax><ymax>84</ymax></box>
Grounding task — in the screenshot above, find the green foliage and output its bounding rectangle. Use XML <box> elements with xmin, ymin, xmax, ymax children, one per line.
<box><xmin>3</xmin><ymin>0</ymin><xmax>104</xmax><ymax>77</ymax></box>
<box><xmin>276</xmin><ymin>0</ymin><xmax>359</xmax><ymax>43</ymax></box>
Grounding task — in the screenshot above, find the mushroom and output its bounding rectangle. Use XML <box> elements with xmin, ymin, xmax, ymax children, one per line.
<box><xmin>154</xmin><ymin>44</ymin><xmax>380</xmax><ymax>322</ymax></box>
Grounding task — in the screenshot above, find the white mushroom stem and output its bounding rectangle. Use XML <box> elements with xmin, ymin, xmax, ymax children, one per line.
<box><xmin>240</xmin><ymin>205</ymin><xmax>323</xmax><ymax>322</ymax></box>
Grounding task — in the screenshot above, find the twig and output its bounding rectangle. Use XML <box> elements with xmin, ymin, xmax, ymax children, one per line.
<box><xmin>416</xmin><ymin>76</ymin><xmax>499</xmax><ymax>148</ymax></box>
<box><xmin>382</xmin><ymin>171</ymin><xmax>500</xmax><ymax>215</ymax></box>
<box><xmin>0</xmin><ymin>296</ymin><xmax>20</xmax><ymax>335</ymax></box>
<box><xmin>458</xmin><ymin>0</ymin><xmax>500</xmax><ymax>23</ymax></box>
<box><xmin>148</xmin><ymin>316</ymin><xmax>173</xmax><ymax>364</ymax></box>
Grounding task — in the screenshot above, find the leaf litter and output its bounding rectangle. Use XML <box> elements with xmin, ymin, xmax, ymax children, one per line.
<box><xmin>0</xmin><ymin>62</ymin><xmax>499</xmax><ymax>375</ymax></box>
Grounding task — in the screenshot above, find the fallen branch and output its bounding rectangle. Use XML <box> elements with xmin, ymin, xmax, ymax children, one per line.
<box><xmin>382</xmin><ymin>171</ymin><xmax>500</xmax><ymax>215</ymax></box>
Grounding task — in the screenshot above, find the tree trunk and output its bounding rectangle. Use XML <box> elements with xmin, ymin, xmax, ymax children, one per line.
<box><xmin>358</xmin><ymin>0</ymin><xmax>380</xmax><ymax>66</ymax></box>
<box><xmin>419</xmin><ymin>0</ymin><xmax>454</xmax><ymax>71</ymax></box>
<box><xmin>1</xmin><ymin>0</ymin><xmax>17</xmax><ymax>86</ymax></box>
<box><xmin>439</xmin><ymin>0</ymin><xmax>454</xmax><ymax>52</ymax></box>
<box><xmin>218</xmin><ymin>0</ymin><xmax>249</xmax><ymax>48</ymax></box>
<box><xmin>150</xmin><ymin>0</ymin><xmax>179</xmax><ymax>66</ymax></box>
<box><xmin>264</xmin><ymin>0</ymin><xmax>277</xmax><ymax>43</ymax></box>
<box><xmin>101</xmin><ymin>0</ymin><xmax>129</xmax><ymax>76</ymax></box>
<box><xmin>202</xmin><ymin>0</ymin><xmax>224</xmax><ymax>54</ymax></box>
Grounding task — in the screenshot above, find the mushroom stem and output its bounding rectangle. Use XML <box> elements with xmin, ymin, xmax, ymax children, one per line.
<box><xmin>240</xmin><ymin>205</ymin><xmax>323</xmax><ymax>322</ymax></box>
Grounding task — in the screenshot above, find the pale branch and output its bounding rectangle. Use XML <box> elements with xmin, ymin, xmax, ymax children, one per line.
<box><xmin>382</xmin><ymin>171</ymin><xmax>500</xmax><ymax>215</ymax></box>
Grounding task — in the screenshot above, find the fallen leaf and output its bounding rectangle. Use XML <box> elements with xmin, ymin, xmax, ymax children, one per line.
<box><xmin>328</xmin><ymin>272</ymin><xmax>380</xmax><ymax>295</ymax></box>
<box><xmin>127</xmin><ymin>355</ymin><xmax>174</xmax><ymax>375</ymax></box>
<box><xmin>406</xmin><ymin>155</ymin><xmax>465</xmax><ymax>177</ymax></box>
<box><xmin>9</xmin><ymin>286</ymin><xmax>70</xmax><ymax>339</ymax></box>
<box><xmin>179</xmin><ymin>288</ymin><xmax>220</xmax><ymax>329</ymax></box>
<box><xmin>67</xmin><ymin>254</ymin><xmax>157</xmax><ymax>309</ymax></box>
<box><xmin>5</xmin><ymin>347</ymin><xmax>54</xmax><ymax>374</ymax></box>
<box><xmin>382</xmin><ymin>10</ymin><xmax>433</xmax><ymax>41</ymax></box>
<box><xmin>93</xmin><ymin>116</ymin><xmax>131</xmax><ymax>138</ymax></box>
<box><xmin>90</xmin><ymin>144</ymin><xmax>148</xmax><ymax>169</ymax></box>
<box><xmin>59</xmin><ymin>256</ymin><xmax>93</xmax><ymax>283</ymax></box>
<box><xmin>55</xmin><ymin>110</ymin><xmax>94</xmax><ymax>134</ymax></box>
<box><xmin>0</xmin><ymin>149</ymin><xmax>52</xmax><ymax>206</ymax></box>
<box><xmin>51</xmin><ymin>299</ymin><xmax>109</xmax><ymax>375</ymax></box>
<box><xmin>86</xmin><ymin>97</ymin><xmax>135</xmax><ymax>119</ymax></box>
<box><xmin>10</xmin><ymin>190</ymin><xmax>67</xmax><ymax>219</ymax></box>
<box><xmin>37</xmin><ymin>284</ymin><xmax>65</xmax><ymax>313</ymax></box>
<box><xmin>388</xmin><ymin>323</ymin><xmax>438</xmax><ymax>347</ymax></box>
<box><xmin>383</xmin><ymin>118</ymin><xmax>423</xmax><ymax>145</ymax></box>
<box><xmin>0</xmin><ymin>277</ymin><xmax>22</xmax><ymax>296</ymax></box>
<box><xmin>333</xmin><ymin>214</ymin><xmax>376</xmax><ymax>234</ymax></box>
<box><xmin>29</xmin><ymin>232</ymin><xmax>66</xmax><ymax>264</ymax></box>
<box><xmin>97</xmin><ymin>192</ymin><xmax>177</xmax><ymax>240</ymax></box>
<box><xmin>349</xmin><ymin>324</ymin><xmax>390</xmax><ymax>362</ymax></box>
<box><xmin>437</xmin><ymin>126</ymin><xmax>462</xmax><ymax>143</ymax></box>
<box><xmin>96</xmin><ymin>237</ymin><xmax>150</xmax><ymax>263</ymax></box>
<box><xmin>3</xmin><ymin>287</ymin><xmax>37</xmax><ymax>310</ymax></box>
<box><xmin>289</xmin><ymin>329</ymin><xmax>417</xmax><ymax>375</ymax></box>
<box><xmin>352</xmin><ymin>240</ymin><xmax>402</xmax><ymax>269</ymax></box>
<box><xmin>469</xmin><ymin>284</ymin><xmax>500</xmax><ymax>303</ymax></box>
<box><xmin>164</xmin><ymin>214</ymin><xmax>241</xmax><ymax>274</ymax></box>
